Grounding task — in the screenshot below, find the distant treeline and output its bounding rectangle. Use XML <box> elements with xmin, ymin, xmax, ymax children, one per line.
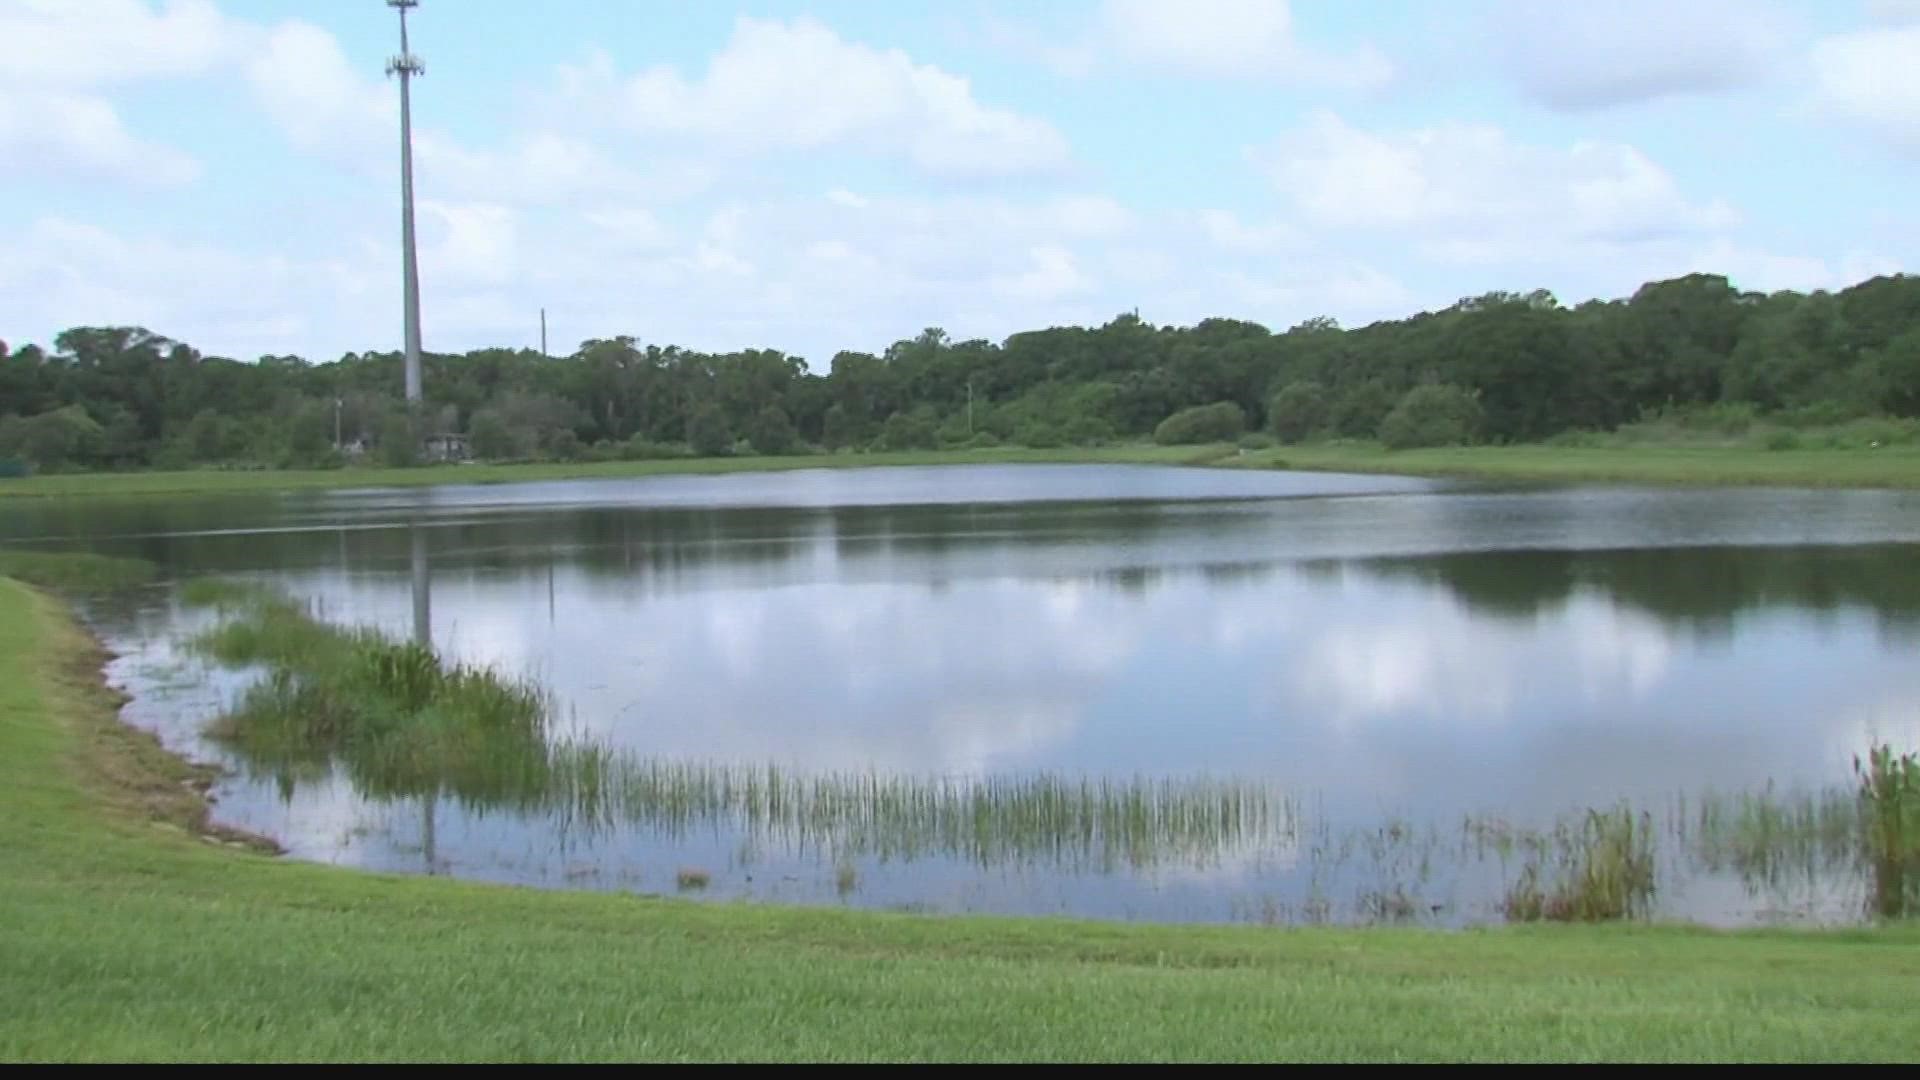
<box><xmin>2</xmin><ymin>271</ymin><xmax>1918</xmax><ymax>472</ymax></box>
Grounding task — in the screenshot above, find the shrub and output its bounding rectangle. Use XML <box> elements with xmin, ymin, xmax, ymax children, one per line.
<box><xmin>686</xmin><ymin>406</ymin><xmax>733</xmax><ymax>458</ymax></box>
<box><xmin>747</xmin><ymin>405</ymin><xmax>799</xmax><ymax>456</ymax></box>
<box><xmin>1153</xmin><ymin>401</ymin><xmax>1245</xmax><ymax>445</ymax></box>
<box><xmin>875</xmin><ymin>410</ymin><xmax>938</xmax><ymax>451</ymax></box>
<box><xmin>1329</xmin><ymin>380</ymin><xmax>1397</xmax><ymax>439</ymax></box>
<box><xmin>621</xmin><ymin>437</ymin><xmax>686</xmax><ymax>461</ymax></box>
<box><xmin>1237</xmin><ymin>432</ymin><xmax>1276</xmax><ymax>451</ymax></box>
<box><xmin>1266</xmin><ymin>381</ymin><xmax>1328</xmax><ymax>443</ymax></box>
<box><xmin>379</xmin><ymin>414</ymin><xmax>419</xmax><ymax>468</ymax></box>
<box><xmin>468</xmin><ymin>411</ymin><xmax>515</xmax><ymax>461</ymax></box>
<box><xmin>1379</xmin><ymin>384</ymin><xmax>1483</xmax><ymax>450</ymax></box>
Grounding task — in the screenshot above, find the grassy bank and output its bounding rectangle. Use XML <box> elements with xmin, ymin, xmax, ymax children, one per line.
<box><xmin>1232</xmin><ymin>443</ymin><xmax>1920</xmax><ymax>489</ymax></box>
<box><xmin>4</xmin><ymin>579</ymin><xmax>1920</xmax><ymax>1062</ymax></box>
<box><xmin>5</xmin><ymin>441</ymin><xmax>1920</xmax><ymax>500</ymax></box>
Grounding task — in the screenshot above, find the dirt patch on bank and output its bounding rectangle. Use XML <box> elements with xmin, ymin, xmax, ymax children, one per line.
<box><xmin>31</xmin><ymin>586</ymin><xmax>286</xmax><ymax>856</ymax></box>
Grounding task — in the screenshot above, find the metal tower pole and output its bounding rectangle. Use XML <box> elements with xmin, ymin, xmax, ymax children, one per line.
<box><xmin>387</xmin><ymin>1</ymin><xmax>426</xmax><ymax>406</ymax></box>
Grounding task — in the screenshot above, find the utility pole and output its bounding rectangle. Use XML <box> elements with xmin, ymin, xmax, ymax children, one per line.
<box><xmin>386</xmin><ymin>1</ymin><xmax>426</xmax><ymax>406</ymax></box>
<box><xmin>540</xmin><ymin>307</ymin><xmax>548</xmax><ymax>358</ymax></box>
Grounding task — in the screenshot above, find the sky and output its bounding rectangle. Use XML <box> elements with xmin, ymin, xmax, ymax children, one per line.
<box><xmin>1</xmin><ymin>0</ymin><xmax>1916</xmax><ymax>369</ymax></box>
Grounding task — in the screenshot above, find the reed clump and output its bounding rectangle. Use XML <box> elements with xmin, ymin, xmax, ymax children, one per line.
<box><xmin>1855</xmin><ymin>744</ymin><xmax>1920</xmax><ymax>919</ymax></box>
<box><xmin>1502</xmin><ymin>805</ymin><xmax>1656</xmax><ymax>923</ymax></box>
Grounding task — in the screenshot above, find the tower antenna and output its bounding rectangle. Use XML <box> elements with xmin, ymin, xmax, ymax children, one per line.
<box><xmin>386</xmin><ymin>1</ymin><xmax>426</xmax><ymax>406</ymax></box>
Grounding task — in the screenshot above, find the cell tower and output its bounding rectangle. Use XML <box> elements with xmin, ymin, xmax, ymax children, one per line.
<box><xmin>386</xmin><ymin>0</ymin><xmax>426</xmax><ymax>405</ymax></box>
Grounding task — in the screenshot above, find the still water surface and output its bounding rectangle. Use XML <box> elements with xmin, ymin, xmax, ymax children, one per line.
<box><xmin>9</xmin><ymin>464</ymin><xmax>1920</xmax><ymax>926</ymax></box>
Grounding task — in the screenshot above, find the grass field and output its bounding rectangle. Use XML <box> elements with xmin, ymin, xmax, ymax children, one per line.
<box><xmin>4</xmin><ymin>441</ymin><xmax>1919</xmax><ymax>500</ymax></box>
<box><xmin>4</xmin><ymin>578</ymin><xmax>1919</xmax><ymax>1062</ymax></box>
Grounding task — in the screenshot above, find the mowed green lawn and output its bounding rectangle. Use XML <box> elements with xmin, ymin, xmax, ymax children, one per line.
<box><xmin>4</xmin><ymin>442</ymin><xmax>1920</xmax><ymax>501</ymax></box>
<box><xmin>2</xmin><ymin>578</ymin><xmax>1918</xmax><ymax>1063</ymax></box>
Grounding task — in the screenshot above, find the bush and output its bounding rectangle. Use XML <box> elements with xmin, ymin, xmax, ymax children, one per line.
<box><xmin>547</xmin><ymin>429</ymin><xmax>583</xmax><ymax>461</ymax></box>
<box><xmin>1266</xmin><ymin>381</ymin><xmax>1328</xmax><ymax>443</ymax></box>
<box><xmin>747</xmin><ymin>405</ymin><xmax>799</xmax><ymax>456</ymax></box>
<box><xmin>468</xmin><ymin>411</ymin><xmax>515</xmax><ymax>461</ymax></box>
<box><xmin>620</xmin><ymin>436</ymin><xmax>686</xmax><ymax>461</ymax></box>
<box><xmin>876</xmin><ymin>410</ymin><xmax>938</xmax><ymax>451</ymax></box>
<box><xmin>1061</xmin><ymin>414</ymin><xmax>1116</xmax><ymax>447</ymax></box>
<box><xmin>379</xmin><ymin>414</ymin><xmax>419</xmax><ymax>468</ymax></box>
<box><xmin>1762</xmin><ymin>429</ymin><xmax>1801</xmax><ymax>451</ymax></box>
<box><xmin>964</xmin><ymin>431</ymin><xmax>1001</xmax><ymax>449</ymax></box>
<box><xmin>1153</xmin><ymin>401</ymin><xmax>1245</xmax><ymax>445</ymax></box>
<box><xmin>1014</xmin><ymin>423</ymin><xmax>1063</xmax><ymax>449</ymax></box>
<box><xmin>1237</xmin><ymin>432</ymin><xmax>1276</xmax><ymax>451</ymax></box>
<box><xmin>686</xmin><ymin>406</ymin><xmax>733</xmax><ymax>458</ymax></box>
<box><xmin>1330</xmin><ymin>380</ymin><xmax>1397</xmax><ymax>439</ymax></box>
<box><xmin>0</xmin><ymin>457</ymin><xmax>28</xmax><ymax>479</ymax></box>
<box><xmin>1379</xmin><ymin>384</ymin><xmax>1484</xmax><ymax>450</ymax></box>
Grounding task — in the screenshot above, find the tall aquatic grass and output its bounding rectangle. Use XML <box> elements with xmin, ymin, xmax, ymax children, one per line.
<box><xmin>188</xmin><ymin>585</ymin><xmax>553</xmax><ymax>806</ymax></box>
<box><xmin>1855</xmin><ymin>745</ymin><xmax>1920</xmax><ymax>919</ymax></box>
<box><xmin>186</xmin><ymin>585</ymin><xmax>1291</xmax><ymax>871</ymax></box>
<box><xmin>1497</xmin><ymin>805</ymin><xmax>1657</xmax><ymax>923</ymax></box>
<box><xmin>544</xmin><ymin>747</ymin><xmax>1287</xmax><ymax>870</ymax></box>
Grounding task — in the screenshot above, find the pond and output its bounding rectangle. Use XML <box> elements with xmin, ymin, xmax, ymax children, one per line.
<box><xmin>9</xmin><ymin>463</ymin><xmax>1920</xmax><ymax>926</ymax></box>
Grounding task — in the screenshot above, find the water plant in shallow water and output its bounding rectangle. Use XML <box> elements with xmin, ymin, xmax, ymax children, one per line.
<box><xmin>1855</xmin><ymin>744</ymin><xmax>1920</xmax><ymax>919</ymax></box>
<box><xmin>1499</xmin><ymin>804</ymin><xmax>1657</xmax><ymax>923</ymax></box>
<box><xmin>181</xmin><ymin>580</ymin><xmax>1294</xmax><ymax>873</ymax></box>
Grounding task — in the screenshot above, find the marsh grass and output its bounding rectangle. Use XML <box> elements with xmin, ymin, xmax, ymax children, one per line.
<box><xmin>1498</xmin><ymin>806</ymin><xmax>1657</xmax><ymax>923</ymax></box>
<box><xmin>0</xmin><ymin>549</ymin><xmax>155</xmax><ymax>592</ymax></box>
<box><xmin>187</xmin><ymin>589</ymin><xmax>1293</xmax><ymax>872</ymax></box>
<box><xmin>1688</xmin><ymin>785</ymin><xmax>1863</xmax><ymax>893</ymax></box>
<box><xmin>543</xmin><ymin>751</ymin><xmax>1290</xmax><ymax>871</ymax></box>
<box><xmin>188</xmin><ymin>589</ymin><xmax>554</xmax><ymax>806</ymax></box>
<box><xmin>1855</xmin><ymin>745</ymin><xmax>1920</xmax><ymax>919</ymax></box>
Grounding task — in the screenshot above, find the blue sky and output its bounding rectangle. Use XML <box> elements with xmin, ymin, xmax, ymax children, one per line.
<box><xmin>2</xmin><ymin>0</ymin><xmax>1916</xmax><ymax>367</ymax></box>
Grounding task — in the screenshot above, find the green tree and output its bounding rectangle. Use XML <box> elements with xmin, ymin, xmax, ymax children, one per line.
<box><xmin>1330</xmin><ymin>380</ymin><xmax>1397</xmax><ymax>439</ymax></box>
<box><xmin>1379</xmin><ymin>384</ymin><xmax>1484</xmax><ymax>449</ymax></box>
<box><xmin>380</xmin><ymin>413</ymin><xmax>419</xmax><ymax>468</ymax></box>
<box><xmin>1266</xmin><ymin>381</ymin><xmax>1328</xmax><ymax>443</ymax></box>
<box><xmin>747</xmin><ymin>404</ymin><xmax>799</xmax><ymax>455</ymax></box>
<box><xmin>468</xmin><ymin>411</ymin><xmax>515</xmax><ymax>460</ymax></box>
<box><xmin>686</xmin><ymin>405</ymin><xmax>733</xmax><ymax>457</ymax></box>
<box><xmin>876</xmin><ymin>409</ymin><xmax>938</xmax><ymax>451</ymax></box>
<box><xmin>820</xmin><ymin>404</ymin><xmax>857</xmax><ymax>451</ymax></box>
<box><xmin>1153</xmin><ymin>401</ymin><xmax>1245</xmax><ymax>445</ymax></box>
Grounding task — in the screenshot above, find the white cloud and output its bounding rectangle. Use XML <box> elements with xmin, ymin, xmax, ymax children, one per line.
<box><xmin>598</xmin><ymin>16</ymin><xmax>1069</xmax><ymax>178</ymax></box>
<box><xmin>0</xmin><ymin>0</ymin><xmax>250</xmax><ymax>187</ymax></box>
<box><xmin>0</xmin><ymin>90</ymin><xmax>198</xmax><ymax>185</ymax></box>
<box><xmin>0</xmin><ymin>0</ymin><xmax>238</xmax><ymax>89</ymax></box>
<box><xmin>992</xmin><ymin>245</ymin><xmax>1093</xmax><ymax>301</ymax></box>
<box><xmin>1101</xmin><ymin>0</ymin><xmax>1392</xmax><ymax>89</ymax></box>
<box><xmin>419</xmin><ymin>201</ymin><xmax>517</xmax><ymax>287</ymax></box>
<box><xmin>1197</xmin><ymin>209</ymin><xmax>1300</xmax><ymax>254</ymax></box>
<box><xmin>244</xmin><ymin>19</ymin><xmax>391</xmax><ymax>159</ymax></box>
<box><xmin>1257</xmin><ymin>112</ymin><xmax>1738</xmax><ymax>262</ymax></box>
<box><xmin>1682</xmin><ymin>242</ymin><xmax>1905</xmax><ymax>296</ymax></box>
<box><xmin>0</xmin><ymin>216</ymin><xmax>376</xmax><ymax>357</ymax></box>
<box><xmin>1810</xmin><ymin>26</ymin><xmax>1920</xmax><ymax>155</ymax></box>
<box><xmin>1488</xmin><ymin>0</ymin><xmax>1794</xmax><ymax>110</ymax></box>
